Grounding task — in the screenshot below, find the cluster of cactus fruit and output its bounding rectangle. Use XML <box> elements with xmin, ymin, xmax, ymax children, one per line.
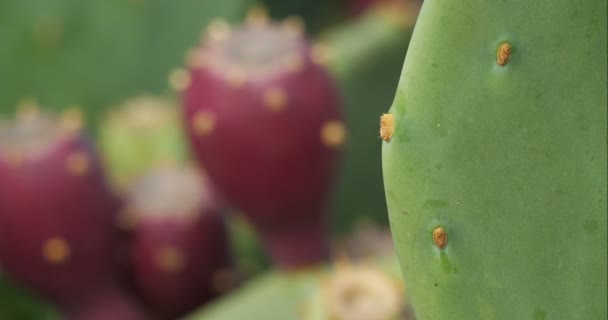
<box><xmin>0</xmin><ymin>4</ymin><xmax>416</xmax><ymax>320</ymax></box>
<box><xmin>0</xmin><ymin>1</ymin><xmax>428</xmax><ymax>319</ymax></box>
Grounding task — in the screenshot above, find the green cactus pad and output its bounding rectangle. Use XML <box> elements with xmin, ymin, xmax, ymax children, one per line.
<box><xmin>382</xmin><ymin>0</ymin><xmax>607</xmax><ymax>319</ymax></box>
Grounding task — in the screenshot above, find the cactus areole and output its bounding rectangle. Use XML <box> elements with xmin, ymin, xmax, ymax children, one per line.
<box><xmin>381</xmin><ymin>0</ymin><xmax>607</xmax><ymax>319</ymax></box>
<box><xmin>0</xmin><ymin>108</ymin><xmax>118</xmax><ymax>308</ymax></box>
<box><xmin>182</xmin><ymin>17</ymin><xmax>345</xmax><ymax>268</ymax></box>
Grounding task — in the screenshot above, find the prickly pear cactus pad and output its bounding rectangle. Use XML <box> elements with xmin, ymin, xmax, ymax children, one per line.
<box><xmin>381</xmin><ymin>0</ymin><xmax>607</xmax><ymax>319</ymax></box>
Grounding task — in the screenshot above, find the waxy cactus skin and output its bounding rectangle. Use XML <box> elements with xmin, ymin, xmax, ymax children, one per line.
<box><xmin>382</xmin><ymin>0</ymin><xmax>607</xmax><ymax>319</ymax></box>
<box><xmin>124</xmin><ymin>165</ymin><xmax>232</xmax><ymax>318</ymax></box>
<box><xmin>0</xmin><ymin>108</ymin><xmax>119</xmax><ymax>308</ymax></box>
<box><xmin>182</xmin><ymin>14</ymin><xmax>345</xmax><ymax>268</ymax></box>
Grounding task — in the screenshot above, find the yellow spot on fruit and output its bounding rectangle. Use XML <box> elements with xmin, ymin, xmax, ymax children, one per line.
<box><xmin>66</xmin><ymin>152</ymin><xmax>89</xmax><ymax>176</ymax></box>
<box><xmin>432</xmin><ymin>226</ymin><xmax>447</xmax><ymax>249</ymax></box>
<box><xmin>283</xmin><ymin>16</ymin><xmax>305</xmax><ymax>37</ymax></box>
<box><xmin>193</xmin><ymin>111</ymin><xmax>216</xmax><ymax>137</ymax></box>
<box><xmin>246</xmin><ymin>5</ymin><xmax>269</xmax><ymax>27</ymax></box>
<box><xmin>321</xmin><ymin>120</ymin><xmax>347</xmax><ymax>148</ymax></box>
<box><xmin>379</xmin><ymin>113</ymin><xmax>394</xmax><ymax>142</ymax></box>
<box><xmin>496</xmin><ymin>42</ymin><xmax>512</xmax><ymax>66</ymax></box>
<box><xmin>207</xmin><ymin>19</ymin><xmax>231</xmax><ymax>42</ymax></box>
<box><xmin>311</xmin><ymin>43</ymin><xmax>332</xmax><ymax>66</ymax></box>
<box><xmin>263</xmin><ymin>88</ymin><xmax>288</xmax><ymax>112</ymax></box>
<box><xmin>156</xmin><ymin>246</ymin><xmax>185</xmax><ymax>273</ymax></box>
<box><xmin>168</xmin><ymin>68</ymin><xmax>191</xmax><ymax>92</ymax></box>
<box><xmin>42</xmin><ymin>237</ymin><xmax>70</xmax><ymax>265</ymax></box>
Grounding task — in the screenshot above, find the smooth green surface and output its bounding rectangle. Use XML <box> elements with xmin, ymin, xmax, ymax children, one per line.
<box><xmin>185</xmin><ymin>267</ymin><xmax>323</xmax><ymax>320</ymax></box>
<box><xmin>382</xmin><ymin>0</ymin><xmax>607</xmax><ymax>319</ymax></box>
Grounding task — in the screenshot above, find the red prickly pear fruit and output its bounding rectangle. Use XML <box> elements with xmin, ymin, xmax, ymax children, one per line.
<box><xmin>122</xmin><ymin>165</ymin><xmax>234</xmax><ymax>318</ymax></box>
<box><xmin>181</xmin><ymin>13</ymin><xmax>346</xmax><ymax>269</ymax></box>
<box><xmin>0</xmin><ymin>104</ymin><xmax>119</xmax><ymax>308</ymax></box>
<box><xmin>64</xmin><ymin>284</ymin><xmax>150</xmax><ymax>320</ymax></box>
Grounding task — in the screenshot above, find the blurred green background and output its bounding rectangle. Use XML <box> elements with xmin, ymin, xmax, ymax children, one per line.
<box><xmin>0</xmin><ymin>0</ymin><xmax>415</xmax><ymax>318</ymax></box>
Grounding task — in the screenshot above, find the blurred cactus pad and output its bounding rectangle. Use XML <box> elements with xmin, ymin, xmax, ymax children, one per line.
<box><xmin>186</xmin><ymin>254</ymin><xmax>409</xmax><ymax>320</ymax></box>
<box><xmin>382</xmin><ymin>0</ymin><xmax>607</xmax><ymax>319</ymax></box>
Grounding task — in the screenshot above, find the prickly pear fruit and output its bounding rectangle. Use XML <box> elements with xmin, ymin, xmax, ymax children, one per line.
<box><xmin>382</xmin><ymin>0</ymin><xmax>607</xmax><ymax>319</ymax></box>
<box><xmin>122</xmin><ymin>165</ymin><xmax>233</xmax><ymax>318</ymax></box>
<box><xmin>64</xmin><ymin>284</ymin><xmax>149</xmax><ymax>320</ymax></box>
<box><xmin>0</xmin><ymin>104</ymin><xmax>119</xmax><ymax>308</ymax></box>
<box><xmin>181</xmin><ymin>11</ymin><xmax>345</xmax><ymax>268</ymax></box>
<box><xmin>98</xmin><ymin>95</ymin><xmax>189</xmax><ymax>190</ymax></box>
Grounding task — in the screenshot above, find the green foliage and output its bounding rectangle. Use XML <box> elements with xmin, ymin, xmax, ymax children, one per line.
<box><xmin>0</xmin><ymin>276</ymin><xmax>60</xmax><ymax>320</ymax></box>
<box><xmin>382</xmin><ymin>0</ymin><xmax>607</xmax><ymax>319</ymax></box>
<box><xmin>0</xmin><ymin>0</ymin><xmax>252</xmax><ymax>126</ymax></box>
<box><xmin>0</xmin><ymin>1</ymin><xmax>252</xmax><ymax>317</ymax></box>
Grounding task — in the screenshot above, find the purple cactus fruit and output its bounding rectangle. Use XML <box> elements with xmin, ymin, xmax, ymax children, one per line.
<box><xmin>64</xmin><ymin>284</ymin><xmax>150</xmax><ymax>320</ymax></box>
<box><xmin>0</xmin><ymin>103</ymin><xmax>119</xmax><ymax>308</ymax></box>
<box><xmin>122</xmin><ymin>165</ymin><xmax>233</xmax><ymax>318</ymax></box>
<box><xmin>180</xmin><ymin>10</ymin><xmax>346</xmax><ymax>269</ymax></box>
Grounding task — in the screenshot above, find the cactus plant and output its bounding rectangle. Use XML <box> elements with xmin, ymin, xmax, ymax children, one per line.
<box><xmin>381</xmin><ymin>0</ymin><xmax>607</xmax><ymax>319</ymax></box>
<box><xmin>303</xmin><ymin>259</ymin><xmax>409</xmax><ymax>320</ymax></box>
<box><xmin>181</xmin><ymin>10</ymin><xmax>345</xmax><ymax>268</ymax></box>
<box><xmin>186</xmin><ymin>254</ymin><xmax>406</xmax><ymax>320</ymax></box>
<box><xmin>0</xmin><ymin>103</ymin><xmax>120</xmax><ymax>309</ymax></box>
<box><xmin>122</xmin><ymin>165</ymin><xmax>233</xmax><ymax>318</ymax></box>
